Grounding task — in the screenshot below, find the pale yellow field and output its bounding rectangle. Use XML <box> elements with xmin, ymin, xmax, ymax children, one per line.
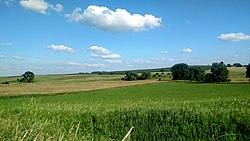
<box><xmin>0</xmin><ymin>74</ymin><xmax>160</xmax><ymax>96</ymax></box>
<box><xmin>228</xmin><ymin>67</ymin><xmax>248</xmax><ymax>82</ymax></box>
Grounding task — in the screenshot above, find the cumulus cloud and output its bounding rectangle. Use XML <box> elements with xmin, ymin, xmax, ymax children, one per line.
<box><xmin>182</xmin><ymin>48</ymin><xmax>192</xmax><ymax>53</ymax></box>
<box><xmin>19</xmin><ymin>0</ymin><xmax>63</xmax><ymax>14</ymax></box>
<box><xmin>20</xmin><ymin>0</ymin><xmax>49</xmax><ymax>14</ymax></box>
<box><xmin>0</xmin><ymin>42</ymin><xmax>12</xmax><ymax>46</ymax></box>
<box><xmin>0</xmin><ymin>55</ymin><xmax>23</xmax><ymax>60</ymax></box>
<box><xmin>88</xmin><ymin>46</ymin><xmax>121</xmax><ymax>59</ymax></box>
<box><xmin>65</xmin><ymin>5</ymin><xmax>162</xmax><ymax>33</ymax></box>
<box><xmin>47</xmin><ymin>44</ymin><xmax>76</xmax><ymax>54</ymax></box>
<box><xmin>218</xmin><ymin>33</ymin><xmax>250</xmax><ymax>42</ymax></box>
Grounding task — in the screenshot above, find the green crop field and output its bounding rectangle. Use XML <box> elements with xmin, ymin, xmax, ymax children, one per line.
<box><xmin>0</xmin><ymin>82</ymin><xmax>250</xmax><ymax>140</ymax></box>
<box><xmin>0</xmin><ymin>67</ymin><xmax>249</xmax><ymax>140</ymax></box>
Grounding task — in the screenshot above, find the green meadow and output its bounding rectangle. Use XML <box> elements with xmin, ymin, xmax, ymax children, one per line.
<box><xmin>0</xmin><ymin>67</ymin><xmax>249</xmax><ymax>140</ymax></box>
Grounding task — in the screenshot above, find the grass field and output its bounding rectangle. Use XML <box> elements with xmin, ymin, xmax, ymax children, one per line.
<box><xmin>0</xmin><ymin>67</ymin><xmax>249</xmax><ymax>140</ymax></box>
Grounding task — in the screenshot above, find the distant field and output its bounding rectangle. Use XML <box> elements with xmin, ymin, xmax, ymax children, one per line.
<box><xmin>228</xmin><ymin>67</ymin><xmax>248</xmax><ymax>82</ymax></box>
<box><xmin>0</xmin><ymin>74</ymin><xmax>160</xmax><ymax>96</ymax></box>
<box><xmin>0</xmin><ymin>67</ymin><xmax>248</xmax><ymax>96</ymax></box>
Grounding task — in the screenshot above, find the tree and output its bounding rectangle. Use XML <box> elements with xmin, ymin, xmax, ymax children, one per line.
<box><xmin>171</xmin><ymin>63</ymin><xmax>189</xmax><ymax>80</ymax></box>
<box><xmin>188</xmin><ymin>66</ymin><xmax>205</xmax><ymax>82</ymax></box>
<box><xmin>205</xmin><ymin>73</ymin><xmax>213</xmax><ymax>83</ymax></box>
<box><xmin>18</xmin><ymin>71</ymin><xmax>35</xmax><ymax>83</ymax></box>
<box><xmin>246</xmin><ymin>63</ymin><xmax>250</xmax><ymax>79</ymax></box>
<box><xmin>233</xmin><ymin>63</ymin><xmax>242</xmax><ymax>67</ymax></box>
<box><xmin>123</xmin><ymin>72</ymin><xmax>139</xmax><ymax>81</ymax></box>
<box><xmin>210</xmin><ymin>62</ymin><xmax>229</xmax><ymax>82</ymax></box>
<box><xmin>139</xmin><ymin>72</ymin><xmax>151</xmax><ymax>80</ymax></box>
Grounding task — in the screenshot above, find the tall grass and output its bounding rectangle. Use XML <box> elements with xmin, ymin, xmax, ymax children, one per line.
<box><xmin>0</xmin><ymin>99</ymin><xmax>249</xmax><ymax>140</ymax></box>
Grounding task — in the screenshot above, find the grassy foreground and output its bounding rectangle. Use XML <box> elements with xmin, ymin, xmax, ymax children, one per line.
<box><xmin>0</xmin><ymin>82</ymin><xmax>249</xmax><ymax>140</ymax></box>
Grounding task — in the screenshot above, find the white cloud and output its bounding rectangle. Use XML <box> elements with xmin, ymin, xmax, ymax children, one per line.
<box><xmin>47</xmin><ymin>44</ymin><xmax>76</xmax><ymax>54</ymax></box>
<box><xmin>0</xmin><ymin>42</ymin><xmax>12</xmax><ymax>46</ymax></box>
<box><xmin>50</xmin><ymin>4</ymin><xmax>63</xmax><ymax>12</ymax></box>
<box><xmin>104</xmin><ymin>60</ymin><xmax>122</xmax><ymax>64</ymax></box>
<box><xmin>218</xmin><ymin>33</ymin><xmax>250</xmax><ymax>42</ymax></box>
<box><xmin>20</xmin><ymin>0</ymin><xmax>49</xmax><ymax>14</ymax></box>
<box><xmin>161</xmin><ymin>50</ymin><xmax>168</xmax><ymax>54</ymax></box>
<box><xmin>65</xmin><ymin>5</ymin><xmax>162</xmax><ymax>33</ymax></box>
<box><xmin>67</xmin><ymin>62</ymin><xmax>105</xmax><ymax>68</ymax></box>
<box><xmin>20</xmin><ymin>0</ymin><xmax>63</xmax><ymax>14</ymax></box>
<box><xmin>83</xmin><ymin>63</ymin><xmax>105</xmax><ymax>67</ymax></box>
<box><xmin>182</xmin><ymin>48</ymin><xmax>192</xmax><ymax>53</ymax></box>
<box><xmin>67</xmin><ymin>61</ymin><xmax>79</xmax><ymax>65</ymax></box>
<box><xmin>88</xmin><ymin>46</ymin><xmax>121</xmax><ymax>59</ymax></box>
<box><xmin>0</xmin><ymin>55</ymin><xmax>23</xmax><ymax>60</ymax></box>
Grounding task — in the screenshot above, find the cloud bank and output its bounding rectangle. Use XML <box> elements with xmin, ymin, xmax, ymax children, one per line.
<box><xmin>0</xmin><ymin>55</ymin><xmax>22</xmax><ymax>60</ymax></box>
<box><xmin>218</xmin><ymin>33</ymin><xmax>250</xmax><ymax>42</ymax></box>
<box><xmin>65</xmin><ymin>5</ymin><xmax>161</xmax><ymax>33</ymax></box>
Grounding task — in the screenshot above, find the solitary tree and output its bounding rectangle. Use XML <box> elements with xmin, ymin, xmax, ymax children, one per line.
<box><xmin>171</xmin><ymin>63</ymin><xmax>189</xmax><ymax>80</ymax></box>
<box><xmin>246</xmin><ymin>63</ymin><xmax>250</xmax><ymax>79</ymax></box>
<box><xmin>18</xmin><ymin>71</ymin><xmax>35</xmax><ymax>83</ymax></box>
<box><xmin>210</xmin><ymin>62</ymin><xmax>229</xmax><ymax>82</ymax></box>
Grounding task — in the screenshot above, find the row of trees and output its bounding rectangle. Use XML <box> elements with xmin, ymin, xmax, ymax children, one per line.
<box><xmin>171</xmin><ymin>62</ymin><xmax>230</xmax><ymax>83</ymax></box>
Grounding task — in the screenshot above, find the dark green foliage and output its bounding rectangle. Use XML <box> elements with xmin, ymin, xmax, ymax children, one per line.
<box><xmin>205</xmin><ymin>73</ymin><xmax>213</xmax><ymax>83</ymax></box>
<box><xmin>246</xmin><ymin>63</ymin><xmax>250</xmax><ymax>78</ymax></box>
<box><xmin>171</xmin><ymin>64</ymin><xmax>205</xmax><ymax>82</ymax></box>
<box><xmin>227</xmin><ymin>64</ymin><xmax>232</xmax><ymax>67</ymax></box>
<box><xmin>171</xmin><ymin>63</ymin><xmax>189</xmax><ymax>80</ymax></box>
<box><xmin>138</xmin><ymin>72</ymin><xmax>151</xmax><ymax>80</ymax></box>
<box><xmin>124</xmin><ymin>72</ymin><xmax>139</xmax><ymax>81</ymax></box>
<box><xmin>233</xmin><ymin>63</ymin><xmax>242</xmax><ymax>67</ymax></box>
<box><xmin>188</xmin><ymin>66</ymin><xmax>205</xmax><ymax>82</ymax></box>
<box><xmin>123</xmin><ymin>72</ymin><xmax>151</xmax><ymax>81</ymax></box>
<box><xmin>18</xmin><ymin>71</ymin><xmax>35</xmax><ymax>83</ymax></box>
<box><xmin>211</xmin><ymin>62</ymin><xmax>229</xmax><ymax>82</ymax></box>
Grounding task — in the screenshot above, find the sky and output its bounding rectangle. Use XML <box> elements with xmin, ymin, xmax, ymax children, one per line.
<box><xmin>0</xmin><ymin>0</ymin><xmax>250</xmax><ymax>76</ymax></box>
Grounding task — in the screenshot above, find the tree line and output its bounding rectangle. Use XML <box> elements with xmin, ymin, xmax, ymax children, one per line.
<box><xmin>122</xmin><ymin>62</ymin><xmax>250</xmax><ymax>82</ymax></box>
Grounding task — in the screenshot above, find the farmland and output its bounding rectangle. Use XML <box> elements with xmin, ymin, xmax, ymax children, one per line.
<box><xmin>0</xmin><ymin>67</ymin><xmax>249</xmax><ymax>140</ymax></box>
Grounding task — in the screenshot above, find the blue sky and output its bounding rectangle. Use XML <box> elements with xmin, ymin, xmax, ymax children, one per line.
<box><xmin>0</xmin><ymin>0</ymin><xmax>250</xmax><ymax>76</ymax></box>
